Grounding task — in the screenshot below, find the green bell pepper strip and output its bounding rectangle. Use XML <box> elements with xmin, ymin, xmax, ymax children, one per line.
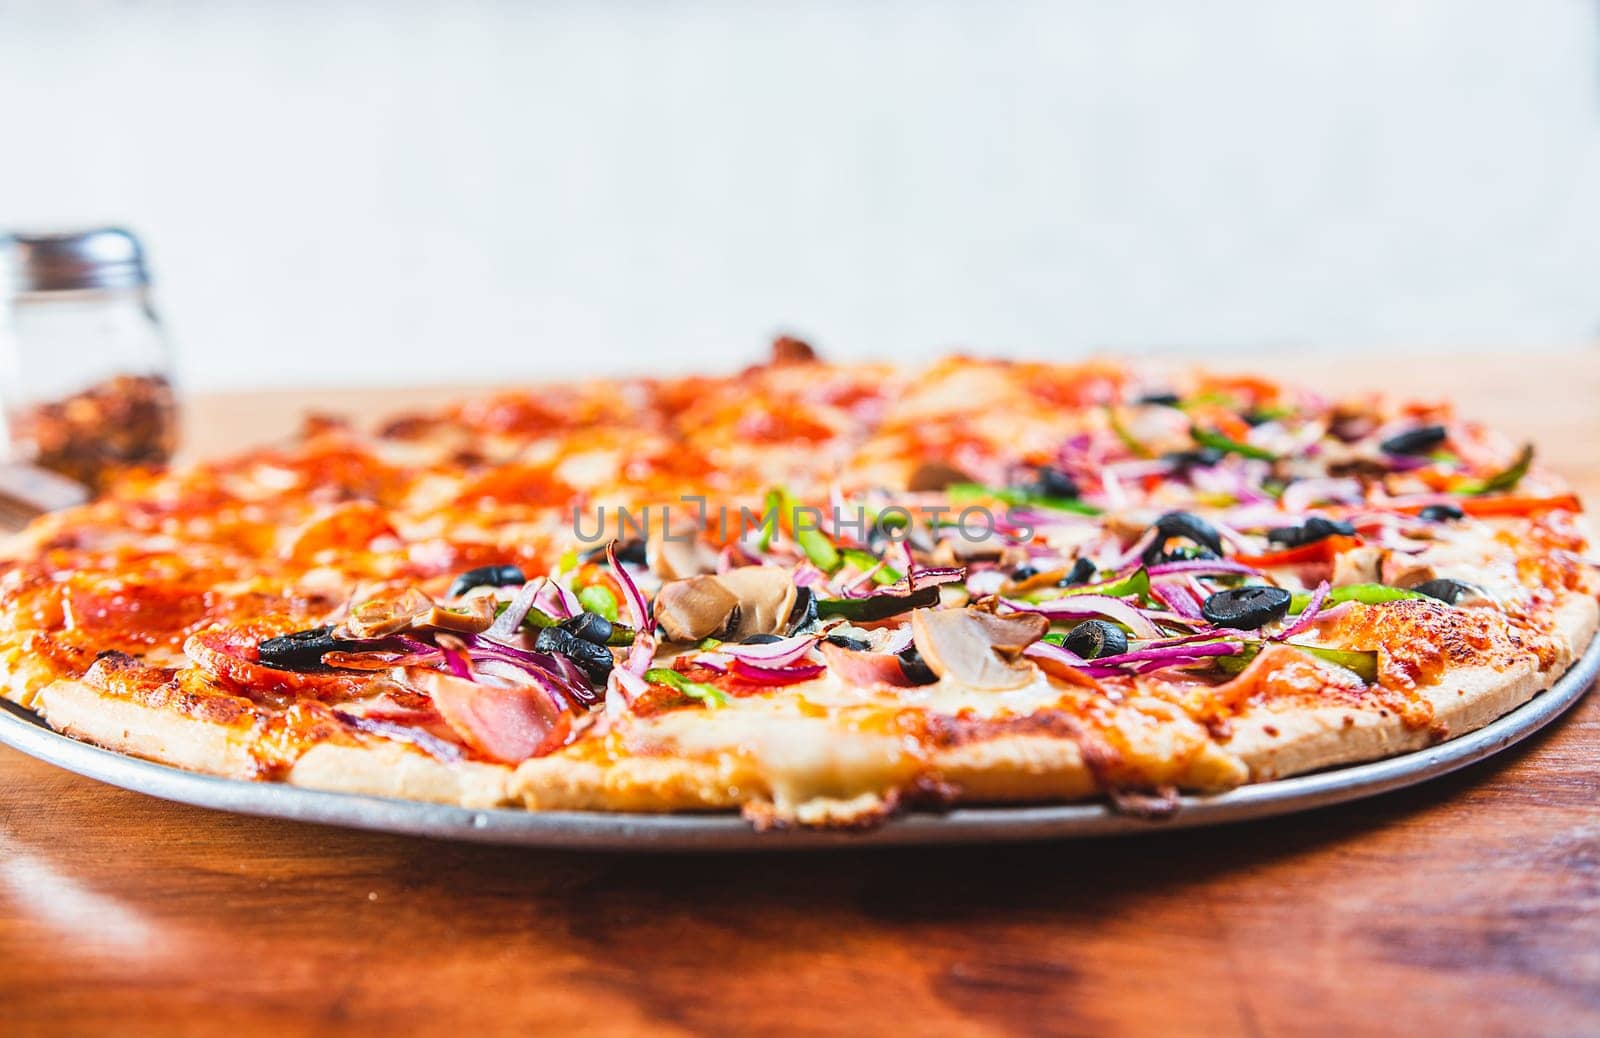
<box><xmin>1289</xmin><ymin>583</ymin><xmax>1428</xmax><ymax>613</ymax></box>
<box><xmin>1108</xmin><ymin>407</ymin><xmax>1154</xmax><ymax>458</ymax></box>
<box><xmin>757</xmin><ymin>488</ymin><xmax>783</xmax><ymax>552</ymax></box>
<box><xmin>816</xmin><ymin>585</ymin><xmax>941</xmax><ymax>622</ymax></box>
<box><xmin>1191</xmin><ymin>425</ymin><xmax>1277</xmax><ymax>462</ymax></box>
<box><xmin>839</xmin><ymin>548</ymin><xmax>903</xmax><ymax>585</ymax></box>
<box><xmin>493</xmin><ymin>600</ymin><xmax>634</xmax><ymax>646</ymax></box>
<box><xmin>577</xmin><ymin>584</ymin><xmax>620</xmax><ymax>623</ymax></box>
<box><xmin>1215</xmin><ymin>642</ymin><xmax>1379</xmax><ymax>683</ymax></box>
<box><xmin>947</xmin><ymin>483</ymin><xmax>1101</xmax><ymax>517</ymax></box>
<box><xmin>643</xmin><ymin>667</ymin><xmax>729</xmax><ymax>708</ymax></box>
<box><xmin>770</xmin><ymin>488</ymin><xmax>840</xmax><ymax>571</ymax></box>
<box><xmin>1456</xmin><ymin>444</ymin><xmax>1533</xmax><ymax>496</ymax></box>
<box><xmin>1022</xmin><ymin>566</ymin><xmax>1148</xmax><ymax>605</ymax></box>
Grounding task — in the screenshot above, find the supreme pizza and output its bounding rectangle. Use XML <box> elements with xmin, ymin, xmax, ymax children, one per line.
<box><xmin>1</xmin><ymin>343</ymin><xmax>1593</xmax><ymax>829</ymax></box>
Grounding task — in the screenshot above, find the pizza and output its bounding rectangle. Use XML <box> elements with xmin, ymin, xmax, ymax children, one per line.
<box><xmin>1</xmin><ymin>342</ymin><xmax>1593</xmax><ymax>829</ymax></box>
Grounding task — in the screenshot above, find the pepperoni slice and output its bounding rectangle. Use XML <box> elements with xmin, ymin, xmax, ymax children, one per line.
<box><xmin>184</xmin><ymin>623</ymin><xmax>370</xmax><ymax>700</ymax></box>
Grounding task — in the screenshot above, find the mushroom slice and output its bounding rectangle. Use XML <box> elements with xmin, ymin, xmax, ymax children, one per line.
<box><xmin>420</xmin><ymin>593</ymin><xmax>497</xmax><ymax>634</ymax></box>
<box><xmin>717</xmin><ymin>565</ymin><xmax>800</xmax><ymax>640</ymax></box>
<box><xmin>344</xmin><ymin>586</ymin><xmax>434</xmax><ymax>639</ymax></box>
<box><xmin>907</xmin><ymin>461</ymin><xmax>976</xmax><ymax>492</ymax></box>
<box><xmin>648</xmin><ymin>520</ymin><xmax>720</xmax><ymax>581</ymax></box>
<box><xmin>654</xmin><ymin>575</ymin><xmax>741</xmax><ymax>643</ymax></box>
<box><xmin>909</xmin><ymin>607</ymin><xmax>1048</xmax><ymax>691</ymax></box>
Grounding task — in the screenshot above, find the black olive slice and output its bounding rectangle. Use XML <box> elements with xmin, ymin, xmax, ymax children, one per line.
<box><xmin>1061</xmin><ymin>619</ymin><xmax>1128</xmax><ymax>660</ymax></box>
<box><xmin>534</xmin><ymin>626</ymin><xmax>615</xmax><ymax>685</ymax></box>
<box><xmin>1143</xmin><ymin>511</ymin><xmax>1225</xmax><ymax>564</ymax></box>
<box><xmin>258</xmin><ymin>627</ymin><xmax>366</xmax><ymax>671</ymax></box>
<box><xmin>1380</xmin><ymin>425</ymin><xmax>1448</xmax><ymax>456</ymax></box>
<box><xmin>447</xmin><ymin>564</ymin><xmax>525</xmax><ymax>598</ymax></box>
<box><xmin>1030</xmin><ymin>466</ymin><xmax>1079</xmax><ymax>499</ymax></box>
<box><xmin>896</xmin><ymin>645</ymin><xmax>938</xmax><ymax>685</ymax></box>
<box><xmin>1137</xmin><ymin>392</ymin><xmax>1181</xmax><ymax>407</ymax></box>
<box><xmin>1266</xmin><ymin>516</ymin><xmax>1357</xmax><ymax>548</ymax></box>
<box><xmin>584</xmin><ymin>540</ymin><xmax>647</xmax><ymax>565</ymax></box>
<box><xmin>824</xmin><ymin>633</ymin><xmax>872</xmax><ymax>652</ymax></box>
<box><xmin>559</xmin><ymin>611</ymin><xmax>614</xmax><ymax>647</ymax></box>
<box><xmin>1201</xmin><ymin>586</ymin><xmax>1292</xmax><ymax>630</ymax></box>
<box><xmin>742</xmin><ymin>633</ymin><xmax>784</xmax><ymax>644</ymax></box>
<box><xmin>786</xmin><ymin>587</ymin><xmax>819</xmax><ymax>635</ymax></box>
<box><xmin>1411</xmin><ymin>578</ymin><xmax>1472</xmax><ymax>605</ymax></box>
<box><xmin>1418</xmin><ymin>503</ymin><xmax>1465</xmax><ymax>522</ymax></box>
<box><xmin>1010</xmin><ymin>564</ymin><xmax>1039</xmax><ymax>582</ymax></box>
<box><xmin>1059</xmin><ymin>558</ymin><xmax>1098</xmax><ymax>587</ymax></box>
<box><xmin>1163</xmin><ymin>447</ymin><xmax>1225</xmax><ymax>471</ymax></box>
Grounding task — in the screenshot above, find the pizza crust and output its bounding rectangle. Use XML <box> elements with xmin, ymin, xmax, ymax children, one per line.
<box><xmin>37</xmin><ymin>678</ymin><xmax>260</xmax><ymax>779</ymax></box>
<box><xmin>34</xmin><ymin>677</ymin><xmax>516</xmax><ymax>807</ymax></box>
<box><xmin>1224</xmin><ymin>593</ymin><xmax>1598</xmax><ymax>781</ymax></box>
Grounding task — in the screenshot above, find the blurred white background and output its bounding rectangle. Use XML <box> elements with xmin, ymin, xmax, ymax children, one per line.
<box><xmin>2</xmin><ymin>0</ymin><xmax>1598</xmax><ymax>391</ymax></box>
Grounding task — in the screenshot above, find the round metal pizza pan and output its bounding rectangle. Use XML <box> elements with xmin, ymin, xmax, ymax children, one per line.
<box><xmin>3</xmin><ymin>635</ymin><xmax>1597</xmax><ymax>852</ymax></box>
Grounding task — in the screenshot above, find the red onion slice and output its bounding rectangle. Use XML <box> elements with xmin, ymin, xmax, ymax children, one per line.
<box><xmin>1146</xmin><ymin>559</ymin><xmax>1262</xmax><ymax>578</ymax></box>
<box><xmin>719</xmin><ymin>634</ymin><xmax>820</xmax><ymax>668</ymax></box>
<box><xmin>1275</xmin><ymin>580</ymin><xmax>1330</xmax><ymax>641</ymax></box>
<box><xmin>485</xmin><ymin>578</ymin><xmax>543</xmax><ymax>640</ymax></box>
<box><xmin>729</xmin><ymin>659</ymin><xmax>824</xmax><ymax>685</ymax></box>
<box><xmin>1003</xmin><ymin>594</ymin><xmax>1163</xmax><ymax>639</ymax></box>
<box><xmin>1150</xmin><ymin>582</ymin><xmax>1203</xmax><ymax>621</ymax></box>
<box><xmin>607</xmin><ymin>540</ymin><xmax>651</xmax><ymax>632</ymax></box>
<box><xmin>1023</xmin><ymin>640</ymin><xmax>1088</xmax><ymax>668</ymax></box>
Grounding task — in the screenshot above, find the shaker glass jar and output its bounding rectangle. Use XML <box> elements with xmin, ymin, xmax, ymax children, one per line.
<box><xmin>0</xmin><ymin>228</ymin><xmax>179</xmax><ymax>491</ymax></box>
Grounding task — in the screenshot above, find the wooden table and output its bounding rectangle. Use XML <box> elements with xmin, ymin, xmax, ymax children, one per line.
<box><xmin>3</xmin><ymin>351</ymin><xmax>1598</xmax><ymax>1037</ymax></box>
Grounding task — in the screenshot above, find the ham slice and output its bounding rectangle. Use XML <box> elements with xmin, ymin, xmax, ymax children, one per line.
<box><xmin>819</xmin><ymin>642</ymin><xmax>917</xmax><ymax>689</ymax></box>
<box><xmin>417</xmin><ymin>670</ymin><xmax>569</xmax><ymax>764</ymax></box>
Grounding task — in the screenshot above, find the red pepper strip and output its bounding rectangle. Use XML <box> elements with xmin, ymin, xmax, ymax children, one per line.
<box><xmin>1234</xmin><ymin>535</ymin><xmax>1359</xmax><ymax>569</ymax></box>
<box><xmin>1394</xmin><ymin>494</ymin><xmax>1582</xmax><ymax>518</ymax></box>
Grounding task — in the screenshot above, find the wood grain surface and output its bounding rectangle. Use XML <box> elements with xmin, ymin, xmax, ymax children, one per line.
<box><xmin>2</xmin><ymin>350</ymin><xmax>1597</xmax><ymax>1037</ymax></box>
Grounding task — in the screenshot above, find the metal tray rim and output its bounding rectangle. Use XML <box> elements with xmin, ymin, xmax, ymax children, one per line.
<box><xmin>3</xmin><ymin>635</ymin><xmax>1597</xmax><ymax>852</ymax></box>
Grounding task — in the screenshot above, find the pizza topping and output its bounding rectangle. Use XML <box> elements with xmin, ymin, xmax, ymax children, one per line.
<box><xmin>344</xmin><ymin>587</ymin><xmax>434</xmax><ymax>639</ymax></box>
<box><xmin>1190</xmin><ymin>424</ymin><xmax>1277</xmax><ymax>462</ymax></box>
<box><xmin>1289</xmin><ymin>583</ymin><xmax>1428</xmax><ymax>610</ymax></box>
<box><xmin>717</xmin><ymin>566</ymin><xmax>802</xmax><ymax>640</ymax></box>
<box><xmin>1380</xmin><ymin>425</ymin><xmax>1448</xmax><ymax>456</ymax></box>
<box><xmin>447</xmin><ymin>564</ymin><xmax>526</xmax><ymax>598</ymax></box>
<box><xmin>909</xmin><ymin>607</ymin><xmax>1048</xmax><ymax>690</ymax></box>
<box><xmin>1266</xmin><ymin>516</ymin><xmax>1356</xmax><ymax>548</ymax></box>
<box><xmin>1275</xmin><ymin>581</ymin><xmax>1331</xmax><ymax>641</ymax></box>
<box><xmin>1005</xmin><ymin>593</ymin><xmax>1166</xmax><ymax>639</ymax></box>
<box><xmin>417</xmin><ymin>669</ymin><xmax>573</xmax><ymax>763</ymax></box>
<box><xmin>641</xmin><ymin>666</ymin><xmax>728</xmax><ymax>708</ymax></box>
<box><xmin>1418</xmin><ymin>503</ymin><xmax>1465</xmax><ymax>522</ymax></box>
<box><xmin>532</xmin><ymin>626</ymin><xmax>615</xmax><ymax>685</ymax></box>
<box><xmin>1059</xmin><ymin>618</ymin><xmax>1128</xmax><ymax>660</ymax></box>
<box><xmin>1144</xmin><ymin>511</ymin><xmax>1225</xmax><ymax>563</ymax></box>
<box><xmin>1456</xmin><ymin>443</ymin><xmax>1533</xmax><ymax>495</ymax></box>
<box><xmin>815</xmin><ymin>585</ymin><xmax>942</xmax><ymax>622</ymax></box>
<box><xmin>258</xmin><ymin>626</ymin><xmax>368</xmax><ymax>671</ymax></box>
<box><xmin>1200</xmin><ymin>587</ymin><xmax>1293</xmax><ymax>630</ymax></box>
<box><xmin>814</xmin><ymin>641</ymin><xmax>916</xmax><ymax>689</ymax></box>
<box><xmin>1409</xmin><ymin>578</ymin><xmax>1475</xmax><ymax>606</ymax></box>
<box><xmin>1213</xmin><ymin>641</ymin><xmax>1378</xmax><ymax>684</ymax></box>
<box><xmin>558</xmin><ymin>610</ymin><xmax>614</xmax><ymax>647</ymax></box>
<box><xmin>655</xmin><ymin>576</ymin><xmax>740</xmax><ymax>642</ymax></box>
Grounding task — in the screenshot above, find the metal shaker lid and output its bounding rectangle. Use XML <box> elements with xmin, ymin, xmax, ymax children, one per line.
<box><xmin>4</xmin><ymin>227</ymin><xmax>150</xmax><ymax>293</ymax></box>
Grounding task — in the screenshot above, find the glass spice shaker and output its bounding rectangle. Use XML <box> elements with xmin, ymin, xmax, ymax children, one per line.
<box><xmin>0</xmin><ymin>228</ymin><xmax>180</xmax><ymax>492</ymax></box>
